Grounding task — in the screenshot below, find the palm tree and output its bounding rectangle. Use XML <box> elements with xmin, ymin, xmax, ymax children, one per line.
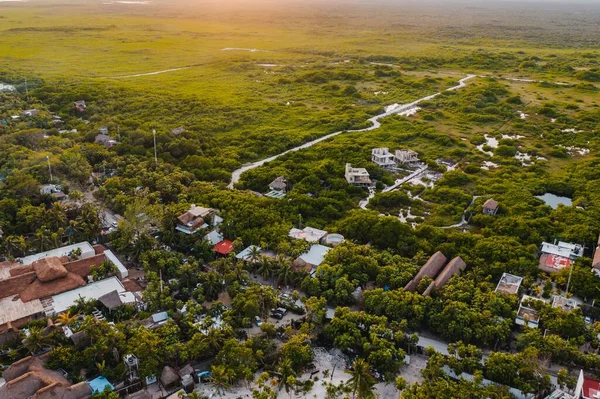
<box><xmin>200</xmin><ymin>327</ymin><xmax>226</xmax><ymax>356</ymax></box>
<box><xmin>345</xmin><ymin>359</ymin><xmax>376</xmax><ymax>399</ymax></box>
<box><xmin>5</xmin><ymin>235</ymin><xmax>28</xmax><ymax>258</ymax></box>
<box><xmin>201</xmin><ymin>272</ymin><xmax>223</xmax><ymax>301</ymax></box>
<box><xmin>210</xmin><ymin>365</ymin><xmax>231</xmax><ymax>396</ymax></box>
<box><xmin>248</xmin><ymin>246</ymin><xmax>262</xmax><ymax>264</ymax></box>
<box><xmin>277</xmin><ymin>358</ymin><xmax>297</xmax><ymax>397</ymax></box>
<box><xmin>256</xmin><ymin>257</ymin><xmax>275</xmax><ymax>284</ymax></box>
<box><xmin>22</xmin><ymin>327</ymin><xmax>54</xmax><ymax>354</ymax></box>
<box><xmin>55</xmin><ymin>310</ymin><xmax>78</xmax><ymax>326</ymax></box>
<box><xmin>34</xmin><ymin>227</ymin><xmax>51</xmax><ymax>252</ymax></box>
<box><xmin>50</xmin><ymin>227</ymin><xmax>65</xmax><ymax>249</ymax></box>
<box><xmin>46</xmin><ymin>202</ymin><xmax>68</xmax><ymax>230</ymax></box>
<box><xmin>276</xmin><ymin>263</ymin><xmax>294</xmax><ymax>288</ymax></box>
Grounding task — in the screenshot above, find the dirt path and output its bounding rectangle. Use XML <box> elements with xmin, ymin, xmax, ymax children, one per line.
<box><xmin>103</xmin><ymin>67</ymin><xmax>193</xmax><ymax>79</ymax></box>
<box><xmin>228</xmin><ymin>75</ymin><xmax>476</xmax><ymax>188</ymax></box>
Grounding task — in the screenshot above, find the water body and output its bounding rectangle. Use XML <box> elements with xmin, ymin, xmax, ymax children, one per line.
<box><xmin>0</xmin><ymin>83</ymin><xmax>16</xmax><ymax>92</ymax></box>
<box><xmin>536</xmin><ymin>193</ymin><xmax>572</xmax><ymax>209</ymax></box>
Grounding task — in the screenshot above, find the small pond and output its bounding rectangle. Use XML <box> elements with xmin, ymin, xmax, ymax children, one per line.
<box><xmin>536</xmin><ymin>193</ymin><xmax>572</xmax><ymax>209</ymax></box>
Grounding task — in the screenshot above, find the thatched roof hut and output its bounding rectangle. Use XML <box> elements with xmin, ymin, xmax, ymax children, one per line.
<box><xmin>98</xmin><ymin>290</ymin><xmax>123</xmax><ymax>310</ymax></box>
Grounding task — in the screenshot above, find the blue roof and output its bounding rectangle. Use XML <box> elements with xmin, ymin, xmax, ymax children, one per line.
<box><xmin>88</xmin><ymin>376</ymin><xmax>115</xmax><ymax>393</ymax></box>
<box><xmin>152</xmin><ymin>311</ymin><xmax>169</xmax><ymax>323</ymax></box>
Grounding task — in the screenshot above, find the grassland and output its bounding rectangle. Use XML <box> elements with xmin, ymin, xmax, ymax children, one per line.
<box><xmin>1</xmin><ymin>0</ymin><xmax>600</xmax><ymax>203</ymax></box>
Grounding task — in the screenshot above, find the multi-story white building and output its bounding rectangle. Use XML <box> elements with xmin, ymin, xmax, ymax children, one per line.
<box><xmin>344</xmin><ymin>163</ymin><xmax>371</xmax><ymax>187</ymax></box>
<box><xmin>371</xmin><ymin>148</ymin><xmax>396</xmax><ymax>169</ymax></box>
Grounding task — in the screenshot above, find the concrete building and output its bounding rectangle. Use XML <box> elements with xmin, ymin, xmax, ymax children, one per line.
<box><xmin>344</xmin><ymin>163</ymin><xmax>371</xmax><ymax>187</ymax></box>
<box><xmin>515</xmin><ymin>295</ymin><xmax>544</xmax><ymax>328</ymax></box>
<box><xmin>539</xmin><ymin>241</ymin><xmax>584</xmax><ymax>273</ymax></box>
<box><xmin>495</xmin><ymin>273</ymin><xmax>523</xmax><ymax>295</ymax></box>
<box><xmin>293</xmin><ymin>244</ymin><xmax>331</xmax><ymax>273</ymax></box>
<box><xmin>552</xmin><ymin>295</ymin><xmax>581</xmax><ymax>313</ymax></box>
<box><xmin>371</xmin><ymin>148</ymin><xmax>396</xmax><ymax>169</ymax></box>
<box><xmin>288</xmin><ymin>226</ymin><xmax>328</xmax><ymax>243</ymax></box>
<box><xmin>395</xmin><ymin>149</ymin><xmax>420</xmax><ymax>167</ymax></box>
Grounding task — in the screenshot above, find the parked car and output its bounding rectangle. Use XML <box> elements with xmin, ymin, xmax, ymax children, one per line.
<box><xmin>255</xmin><ymin>316</ymin><xmax>263</xmax><ymax>327</ymax></box>
<box><xmin>270</xmin><ymin>311</ymin><xmax>284</xmax><ymax>320</ymax></box>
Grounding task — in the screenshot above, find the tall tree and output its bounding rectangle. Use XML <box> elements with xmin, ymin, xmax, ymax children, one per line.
<box><xmin>345</xmin><ymin>359</ymin><xmax>376</xmax><ymax>399</ymax></box>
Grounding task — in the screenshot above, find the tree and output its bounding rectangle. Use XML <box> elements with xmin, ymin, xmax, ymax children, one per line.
<box><xmin>211</xmin><ymin>364</ymin><xmax>232</xmax><ymax>396</ymax></box>
<box><xmin>345</xmin><ymin>359</ymin><xmax>376</xmax><ymax>399</ymax></box>
<box><xmin>248</xmin><ymin>245</ymin><xmax>262</xmax><ymax>264</ymax></box>
<box><xmin>305</xmin><ymin>296</ymin><xmax>327</xmax><ymax>327</ymax></box>
<box><xmin>55</xmin><ymin>310</ymin><xmax>79</xmax><ymax>326</ymax></box>
<box><xmin>22</xmin><ymin>327</ymin><xmax>54</xmax><ymax>354</ymax></box>
<box><xmin>557</xmin><ymin>368</ymin><xmax>576</xmax><ymax>391</ymax></box>
<box><xmin>281</xmin><ymin>334</ymin><xmax>313</xmax><ymax>372</ymax></box>
<box><xmin>252</xmin><ymin>372</ymin><xmax>277</xmax><ymax>399</ymax></box>
<box><xmin>277</xmin><ymin>358</ymin><xmax>297</xmax><ymax>396</ymax></box>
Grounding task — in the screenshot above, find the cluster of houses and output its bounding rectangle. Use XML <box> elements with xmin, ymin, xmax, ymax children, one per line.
<box><xmin>344</xmin><ymin>148</ymin><xmax>423</xmax><ymax>187</ymax></box>
<box><xmin>0</xmin><ymin>242</ymin><xmax>139</xmax><ymax>339</ymax></box>
<box><xmin>495</xmin><ymin>238</ymin><xmax>589</xmax><ymax>330</ymax></box>
<box><xmin>371</xmin><ymin>148</ymin><xmax>421</xmax><ymax>169</ymax></box>
<box><xmin>288</xmin><ymin>227</ymin><xmax>345</xmax><ymax>273</ymax></box>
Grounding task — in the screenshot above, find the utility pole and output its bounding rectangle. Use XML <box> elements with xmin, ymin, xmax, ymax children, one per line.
<box><xmin>46</xmin><ymin>155</ymin><xmax>53</xmax><ymax>182</ymax></box>
<box><xmin>153</xmin><ymin>129</ymin><xmax>158</xmax><ymax>166</ymax></box>
<box><xmin>565</xmin><ymin>263</ymin><xmax>574</xmax><ymax>296</ymax></box>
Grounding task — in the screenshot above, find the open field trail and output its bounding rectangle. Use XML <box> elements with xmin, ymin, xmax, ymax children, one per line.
<box><xmin>228</xmin><ymin>74</ymin><xmax>476</xmax><ymax>188</ymax></box>
<box><xmin>103</xmin><ymin>67</ymin><xmax>194</xmax><ymax>79</ymax></box>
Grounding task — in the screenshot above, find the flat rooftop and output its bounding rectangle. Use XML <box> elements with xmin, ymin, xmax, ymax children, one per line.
<box><xmin>552</xmin><ymin>295</ymin><xmax>581</xmax><ymax>312</ymax></box>
<box><xmin>51</xmin><ymin>276</ymin><xmax>126</xmax><ymax>314</ymax></box>
<box><xmin>495</xmin><ymin>273</ymin><xmax>523</xmax><ymax>295</ymax></box>
<box><xmin>289</xmin><ymin>227</ymin><xmax>328</xmax><ymax>243</ymax></box>
<box><xmin>20</xmin><ymin>242</ymin><xmax>95</xmax><ymax>265</ymax></box>
<box><xmin>0</xmin><ymin>296</ymin><xmax>44</xmax><ymax>326</ymax></box>
<box><xmin>541</xmin><ymin>241</ymin><xmax>583</xmax><ymax>259</ymax></box>
<box><xmin>298</xmin><ymin>244</ymin><xmax>331</xmax><ymax>267</ymax></box>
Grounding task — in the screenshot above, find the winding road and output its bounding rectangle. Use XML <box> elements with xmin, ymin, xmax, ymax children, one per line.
<box><xmin>228</xmin><ymin>74</ymin><xmax>476</xmax><ymax>188</ymax></box>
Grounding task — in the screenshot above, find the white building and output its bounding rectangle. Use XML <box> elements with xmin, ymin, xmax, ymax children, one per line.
<box><xmin>344</xmin><ymin>163</ymin><xmax>371</xmax><ymax>187</ymax></box>
<box><xmin>288</xmin><ymin>227</ymin><xmax>328</xmax><ymax>243</ymax></box>
<box><xmin>20</xmin><ymin>242</ymin><xmax>96</xmax><ymax>265</ymax></box>
<box><xmin>515</xmin><ymin>295</ymin><xmax>544</xmax><ymax>328</ymax></box>
<box><xmin>50</xmin><ymin>276</ymin><xmax>129</xmax><ymax>315</ymax></box>
<box><xmin>541</xmin><ymin>241</ymin><xmax>584</xmax><ymax>259</ymax></box>
<box><xmin>371</xmin><ymin>148</ymin><xmax>396</xmax><ymax>169</ymax></box>
<box><xmin>495</xmin><ymin>273</ymin><xmax>523</xmax><ymax>295</ymax></box>
<box><xmin>395</xmin><ymin>149</ymin><xmax>420</xmax><ymax>166</ymax></box>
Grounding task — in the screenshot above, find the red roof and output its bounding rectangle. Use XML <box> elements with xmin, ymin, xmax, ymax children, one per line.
<box><xmin>213</xmin><ymin>240</ymin><xmax>233</xmax><ymax>255</ymax></box>
<box><xmin>584</xmin><ymin>376</ymin><xmax>600</xmax><ymax>399</ymax></box>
